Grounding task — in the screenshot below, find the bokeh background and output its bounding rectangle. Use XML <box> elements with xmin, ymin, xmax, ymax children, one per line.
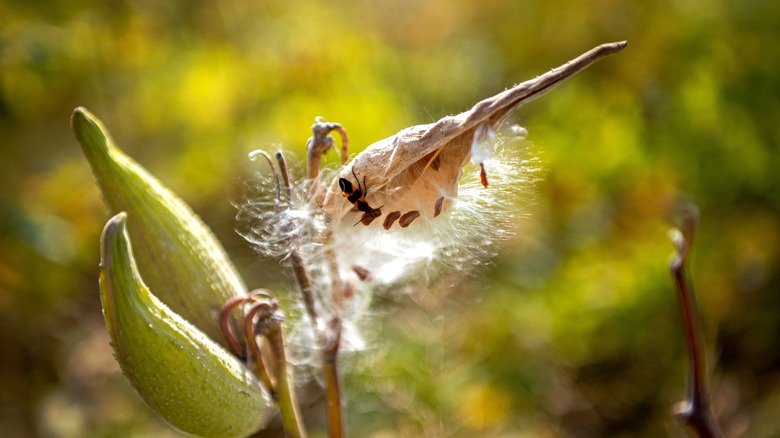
<box><xmin>1</xmin><ymin>0</ymin><xmax>779</xmax><ymax>437</ymax></box>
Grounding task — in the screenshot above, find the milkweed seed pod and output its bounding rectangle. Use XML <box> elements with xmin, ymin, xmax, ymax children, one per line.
<box><xmin>320</xmin><ymin>42</ymin><xmax>627</xmax><ymax>286</ymax></box>
<box><xmin>72</xmin><ymin>108</ymin><xmax>247</xmax><ymax>346</ymax></box>
<box><xmin>100</xmin><ymin>213</ymin><xmax>273</xmax><ymax>438</ymax></box>
<box><xmin>322</xmin><ymin>42</ymin><xmax>627</xmax><ymax>231</ymax></box>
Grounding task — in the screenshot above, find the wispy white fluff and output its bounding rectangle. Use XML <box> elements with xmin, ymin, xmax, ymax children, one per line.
<box><xmin>238</xmin><ymin>124</ymin><xmax>538</xmax><ymax>372</ymax></box>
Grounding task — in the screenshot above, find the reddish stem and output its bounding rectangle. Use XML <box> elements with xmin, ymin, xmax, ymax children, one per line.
<box><xmin>670</xmin><ymin>208</ymin><xmax>723</xmax><ymax>438</ymax></box>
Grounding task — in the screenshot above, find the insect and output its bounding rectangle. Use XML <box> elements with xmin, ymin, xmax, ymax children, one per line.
<box><xmin>339</xmin><ymin>168</ymin><xmax>382</xmax><ymax>226</ymax></box>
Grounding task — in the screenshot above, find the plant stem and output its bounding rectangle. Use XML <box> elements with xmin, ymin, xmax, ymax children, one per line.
<box><xmin>670</xmin><ymin>208</ymin><xmax>723</xmax><ymax>438</ymax></box>
<box><xmin>322</xmin><ymin>317</ymin><xmax>344</xmax><ymax>438</ymax></box>
<box><xmin>304</xmin><ymin>123</ymin><xmax>347</xmax><ymax>438</ymax></box>
<box><xmin>263</xmin><ymin>314</ymin><xmax>306</xmax><ymax>438</ymax></box>
<box><xmin>245</xmin><ymin>300</ymin><xmax>307</xmax><ymax>438</ymax></box>
<box><xmin>276</xmin><ymin>151</ymin><xmax>320</xmax><ymax>325</ymax></box>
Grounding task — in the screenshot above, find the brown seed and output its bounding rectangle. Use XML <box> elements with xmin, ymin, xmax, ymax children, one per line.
<box><xmin>360</xmin><ymin>208</ymin><xmax>382</xmax><ymax>226</ymax></box>
<box><xmin>399</xmin><ymin>210</ymin><xmax>421</xmax><ymax>228</ymax></box>
<box><xmin>383</xmin><ymin>211</ymin><xmax>401</xmax><ymax>230</ymax></box>
<box><xmin>352</xmin><ymin>265</ymin><xmax>371</xmax><ymax>281</ymax></box>
<box><xmin>343</xmin><ymin>282</ymin><xmax>354</xmax><ymax>300</ymax></box>
<box><xmin>479</xmin><ymin>162</ymin><xmax>489</xmax><ymax>188</ymax></box>
<box><xmin>434</xmin><ymin>196</ymin><xmax>445</xmax><ymax>218</ymax></box>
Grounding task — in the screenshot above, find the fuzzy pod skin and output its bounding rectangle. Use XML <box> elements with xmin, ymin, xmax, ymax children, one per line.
<box><xmin>100</xmin><ymin>213</ymin><xmax>273</xmax><ymax>438</ymax></box>
<box><xmin>72</xmin><ymin>107</ymin><xmax>245</xmax><ymax>346</ymax></box>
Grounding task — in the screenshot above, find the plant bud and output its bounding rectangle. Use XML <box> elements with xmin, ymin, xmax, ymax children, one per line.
<box><xmin>72</xmin><ymin>107</ymin><xmax>246</xmax><ymax>345</ymax></box>
<box><xmin>100</xmin><ymin>213</ymin><xmax>272</xmax><ymax>438</ymax></box>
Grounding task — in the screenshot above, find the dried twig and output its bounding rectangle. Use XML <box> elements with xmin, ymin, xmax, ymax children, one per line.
<box><xmin>275</xmin><ymin>151</ymin><xmax>320</xmax><ymax>325</ymax></box>
<box><xmin>304</xmin><ymin>122</ymin><xmax>347</xmax><ymax>438</ymax></box>
<box><xmin>669</xmin><ymin>207</ymin><xmax>723</xmax><ymax>438</ymax></box>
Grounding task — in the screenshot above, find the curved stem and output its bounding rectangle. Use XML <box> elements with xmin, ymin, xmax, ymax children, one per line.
<box><xmin>670</xmin><ymin>207</ymin><xmax>723</xmax><ymax>438</ymax></box>
<box><xmin>243</xmin><ymin>301</ymin><xmax>276</xmax><ymax>397</ymax></box>
<box><xmin>275</xmin><ymin>151</ymin><xmax>320</xmax><ymax>325</ymax></box>
<box><xmin>220</xmin><ymin>296</ymin><xmax>248</xmax><ymax>358</ymax></box>
<box><xmin>250</xmin><ymin>150</ymin><xmax>282</xmax><ymax>213</ymax></box>
<box><xmin>275</xmin><ymin>152</ymin><xmax>295</xmax><ymax>209</ymax></box>
<box><xmin>253</xmin><ymin>302</ymin><xmax>306</xmax><ymax>438</ymax></box>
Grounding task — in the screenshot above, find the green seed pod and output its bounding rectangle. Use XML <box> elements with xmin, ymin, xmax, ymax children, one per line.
<box><xmin>100</xmin><ymin>212</ymin><xmax>273</xmax><ymax>438</ymax></box>
<box><xmin>72</xmin><ymin>107</ymin><xmax>245</xmax><ymax>345</ymax></box>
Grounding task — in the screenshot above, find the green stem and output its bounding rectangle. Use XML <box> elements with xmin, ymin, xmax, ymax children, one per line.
<box><xmin>265</xmin><ymin>318</ymin><xmax>306</xmax><ymax>438</ymax></box>
<box><xmin>322</xmin><ymin>317</ymin><xmax>344</xmax><ymax>438</ymax></box>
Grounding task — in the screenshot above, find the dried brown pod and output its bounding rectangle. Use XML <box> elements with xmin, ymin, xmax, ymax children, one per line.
<box><xmin>322</xmin><ymin>41</ymin><xmax>627</xmax><ymax>230</ymax></box>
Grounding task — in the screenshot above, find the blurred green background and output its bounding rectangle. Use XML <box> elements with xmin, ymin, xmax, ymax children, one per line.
<box><xmin>1</xmin><ymin>0</ymin><xmax>779</xmax><ymax>437</ymax></box>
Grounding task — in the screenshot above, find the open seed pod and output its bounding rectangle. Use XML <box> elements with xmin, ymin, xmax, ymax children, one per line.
<box><xmin>315</xmin><ymin>42</ymin><xmax>627</xmax><ymax>287</ymax></box>
<box><xmin>322</xmin><ymin>41</ymin><xmax>627</xmax><ymax>231</ymax></box>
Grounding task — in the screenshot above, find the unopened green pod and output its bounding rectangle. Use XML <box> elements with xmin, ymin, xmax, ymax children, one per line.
<box><xmin>100</xmin><ymin>212</ymin><xmax>273</xmax><ymax>438</ymax></box>
<box><xmin>73</xmin><ymin>107</ymin><xmax>245</xmax><ymax>345</ymax></box>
